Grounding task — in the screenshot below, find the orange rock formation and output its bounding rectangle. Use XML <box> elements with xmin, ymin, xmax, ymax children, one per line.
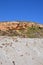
<box><xmin>0</xmin><ymin>21</ymin><xmax>43</xmax><ymax>31</ymax></box>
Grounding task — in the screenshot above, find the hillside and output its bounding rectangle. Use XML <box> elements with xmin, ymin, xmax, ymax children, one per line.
<box><xmin>0</xmin><ymin>21</ymin><xmax>43</xmax><ymax>37</ymax></box>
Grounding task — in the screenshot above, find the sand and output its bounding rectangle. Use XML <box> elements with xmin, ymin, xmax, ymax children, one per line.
<box><xmin>0</xmin><ymin>36</ymin><xmax>43</xmax><ymax>65</ymax></box>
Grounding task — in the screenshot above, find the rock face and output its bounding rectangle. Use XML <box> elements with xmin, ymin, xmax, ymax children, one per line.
<box><xmin>0</xmin><ymin>36</ymin><xmax>43</xmax><ymax>65</ymax></box>
<box><xmin>0</xmin><ymin>21</ymin><xmax>43</xmax><ymax>37</ymax></box>
<box><xmin>0</xmin><ymin>21</ymin><xmax>43</xmax><ymax>30</ymax></box>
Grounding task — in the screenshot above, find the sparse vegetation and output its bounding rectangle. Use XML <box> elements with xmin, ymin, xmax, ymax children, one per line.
<box><xmin>0</xmin><ymin>22</ymin><xmax>43</xmax><ymax>37</ymax></box>
<box><xmin>0</xmin><ymin>26</ymin><xmax>43</xmax><ymax>38</ymax></box>
<box><xmin>26</xmin><ymin>26</ymin><xmax>43</xmax><ymax>38</ymax></box>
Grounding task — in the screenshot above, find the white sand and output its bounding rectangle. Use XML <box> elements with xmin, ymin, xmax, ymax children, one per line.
<box><xmin>0</xmin><ymin>36</ymin><xmax>43</xmax><ymax>65</ymax></box>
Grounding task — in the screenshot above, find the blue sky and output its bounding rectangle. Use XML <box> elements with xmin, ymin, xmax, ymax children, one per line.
<box><xmin>0</xmin><ymin>0</ymin><xmax>43</xmax><ymax>24</ymax></box>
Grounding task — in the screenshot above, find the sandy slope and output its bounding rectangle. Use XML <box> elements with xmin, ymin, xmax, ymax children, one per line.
<box><xmin>0</xmin><ymin>36</ymin><xmax>43</xmax><ymax>65</ymax></box>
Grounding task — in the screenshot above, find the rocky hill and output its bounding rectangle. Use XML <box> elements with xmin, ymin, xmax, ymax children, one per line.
<box><xmin>0</xmin><ymin>21</ymin><xmax>43</xmax><ymax>37</ymax></box>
